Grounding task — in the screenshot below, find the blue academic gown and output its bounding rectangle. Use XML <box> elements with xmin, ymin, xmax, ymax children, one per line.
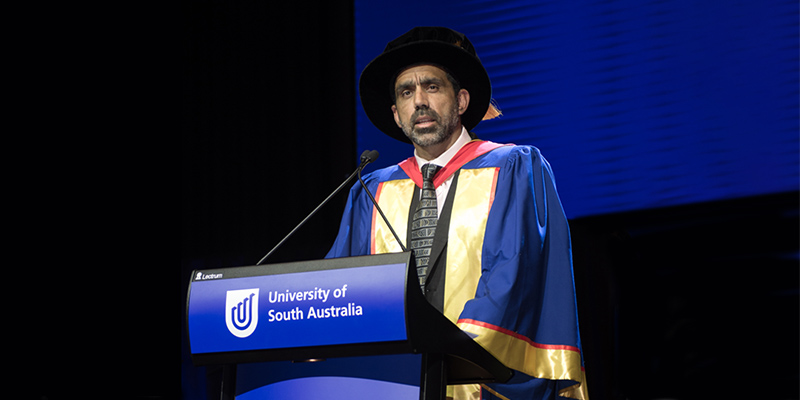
<box><xmin>327</xmin><ymin>141</ymin><xmax>588</xmax><ymax>400</ymax></box>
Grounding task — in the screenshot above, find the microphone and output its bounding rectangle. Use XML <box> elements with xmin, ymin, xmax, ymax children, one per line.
<box><xmin>356</xmin><ymin>151</ymin><xmax>408</xmax><ymax>252</ymax></box>
<box><xmin>361</xmin><ymin>149</ymin><xmax>379</xmax><ymax>164</ymax></box>
<box><xmin>256</xmin><ymin>149</ymin><xmax>379</xmax><ymax>265</ymax></box>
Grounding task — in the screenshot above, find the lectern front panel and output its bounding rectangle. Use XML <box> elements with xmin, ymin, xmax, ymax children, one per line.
<box><xmin>187</xmin><ymin>260</ymin><xmax>409</xmax><ymax>358</ymax></box>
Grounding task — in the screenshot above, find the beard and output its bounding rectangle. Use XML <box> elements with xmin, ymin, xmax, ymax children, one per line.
<box><xmin>399</xmin><ymin>103</ymin><xmax>461</xmax><ymax>148</ymax></box>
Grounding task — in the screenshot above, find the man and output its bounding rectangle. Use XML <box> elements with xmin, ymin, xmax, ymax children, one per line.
<box><xmin>327</xmin><ymin>27</ymin><xmax>588</xmax><ymax>400</ymax></box>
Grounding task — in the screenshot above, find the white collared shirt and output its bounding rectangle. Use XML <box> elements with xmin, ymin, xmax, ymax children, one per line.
<box><xmin>413</xmin><ymin>126</ymin><xmax>472</xmax><ymax>215</ymax></box>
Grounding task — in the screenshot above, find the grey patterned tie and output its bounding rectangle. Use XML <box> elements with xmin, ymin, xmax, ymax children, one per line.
<box><xmin>410</xmin><ymin>163</ymin><xmax>442</xmax><ymax>292</ymax></box>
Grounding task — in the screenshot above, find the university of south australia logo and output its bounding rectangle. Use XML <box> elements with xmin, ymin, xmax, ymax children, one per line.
<box><xmin>225</xmin><ymin>289</ymin><xmax>259</xmax><ymax>338</ymax></box>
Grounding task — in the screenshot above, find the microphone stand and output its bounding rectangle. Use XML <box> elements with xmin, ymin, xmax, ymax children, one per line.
<box><xmin>255</xmin><ymin>153</ymin><xmax>372</xmax><ymax>265</ymax></box>
<box><xmin>256</xmin><ymin>150</ymin><xmax>408</xmax><ymax>265</ymax></box>
<box><xmin>357</xmin><ymin>165</ymin><xmax>407</xmax><ymax>252</ymax></box>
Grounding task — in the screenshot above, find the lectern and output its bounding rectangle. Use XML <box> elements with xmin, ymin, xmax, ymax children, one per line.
<box><xmin>186</xmin><ymin>251</ymin><xmax>512</xmax><ymax>399</ymax></box>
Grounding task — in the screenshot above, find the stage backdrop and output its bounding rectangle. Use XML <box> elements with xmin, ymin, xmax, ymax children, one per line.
<box><xmin>354</xmin><ymin>0</ymin><xmax>799</xmax><ymax>219</ymax></box>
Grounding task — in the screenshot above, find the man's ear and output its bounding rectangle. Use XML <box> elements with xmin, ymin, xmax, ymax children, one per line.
<box><xmin>391</xmin><ymin>105</ymin><xmax>402</xmax><ymax>128</ymax></box>
<box><xmin>457</xmin><ymin>89</ymin><xmax>470</xmax><ymax>116</ymax></box>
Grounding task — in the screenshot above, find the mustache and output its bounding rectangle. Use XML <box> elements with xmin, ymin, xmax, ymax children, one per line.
<box><xmin>412</xmin><ymin>108</ymin><xmax>440</xmax><ymax>123</ymax></box>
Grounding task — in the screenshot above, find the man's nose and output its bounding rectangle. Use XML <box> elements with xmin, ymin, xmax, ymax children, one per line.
<box><xmin>414</xmin><ymin>88</ymin><xmax>429</xmax><ymax>109</ymax></box>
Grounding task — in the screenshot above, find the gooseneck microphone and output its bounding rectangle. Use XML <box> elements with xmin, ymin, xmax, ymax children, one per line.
<box><xmin>356</xmin><ymin>150</ymin><xmax>408</xmax><ymax>252</ymax></box>
<box><xmin>256</xmin><ymin>150</ymin><xmax>378</xmax><ymax>265</ymax></box>
<box><xmin>256</xmin><ymin>149</ymin><xmax>406</xmax><ymax>265</ymax></box>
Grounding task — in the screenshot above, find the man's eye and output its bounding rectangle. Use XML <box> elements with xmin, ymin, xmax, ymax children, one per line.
<box><xmin>428</xmin><ymin>85</ymin><xmax>439</xmax><ymax>91</ymax></box>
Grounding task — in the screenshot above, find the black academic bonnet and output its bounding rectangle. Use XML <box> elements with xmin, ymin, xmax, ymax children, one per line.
<box><xmin>359</xmin><ymin>27</ymin><xmax>492</xmax><ymax>143</ymax></box>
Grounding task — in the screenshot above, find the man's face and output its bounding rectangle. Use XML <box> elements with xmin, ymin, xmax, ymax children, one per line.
<box><xmin>391</xmin><ymin>65</ymin><xmax>468</xmax><ymax>148</ymax></box>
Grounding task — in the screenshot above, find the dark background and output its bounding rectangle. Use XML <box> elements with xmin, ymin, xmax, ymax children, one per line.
<box><xmin>178</xmin><ymin>2</ymin><xmax>798</xmax><ymax>400</ymax></box>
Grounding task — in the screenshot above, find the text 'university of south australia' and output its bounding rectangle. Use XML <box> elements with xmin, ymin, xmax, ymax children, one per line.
<box><xmin>266</xmin><ymin>284</ymin><xmax>364</xmax><ymax>322</ymax></box>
